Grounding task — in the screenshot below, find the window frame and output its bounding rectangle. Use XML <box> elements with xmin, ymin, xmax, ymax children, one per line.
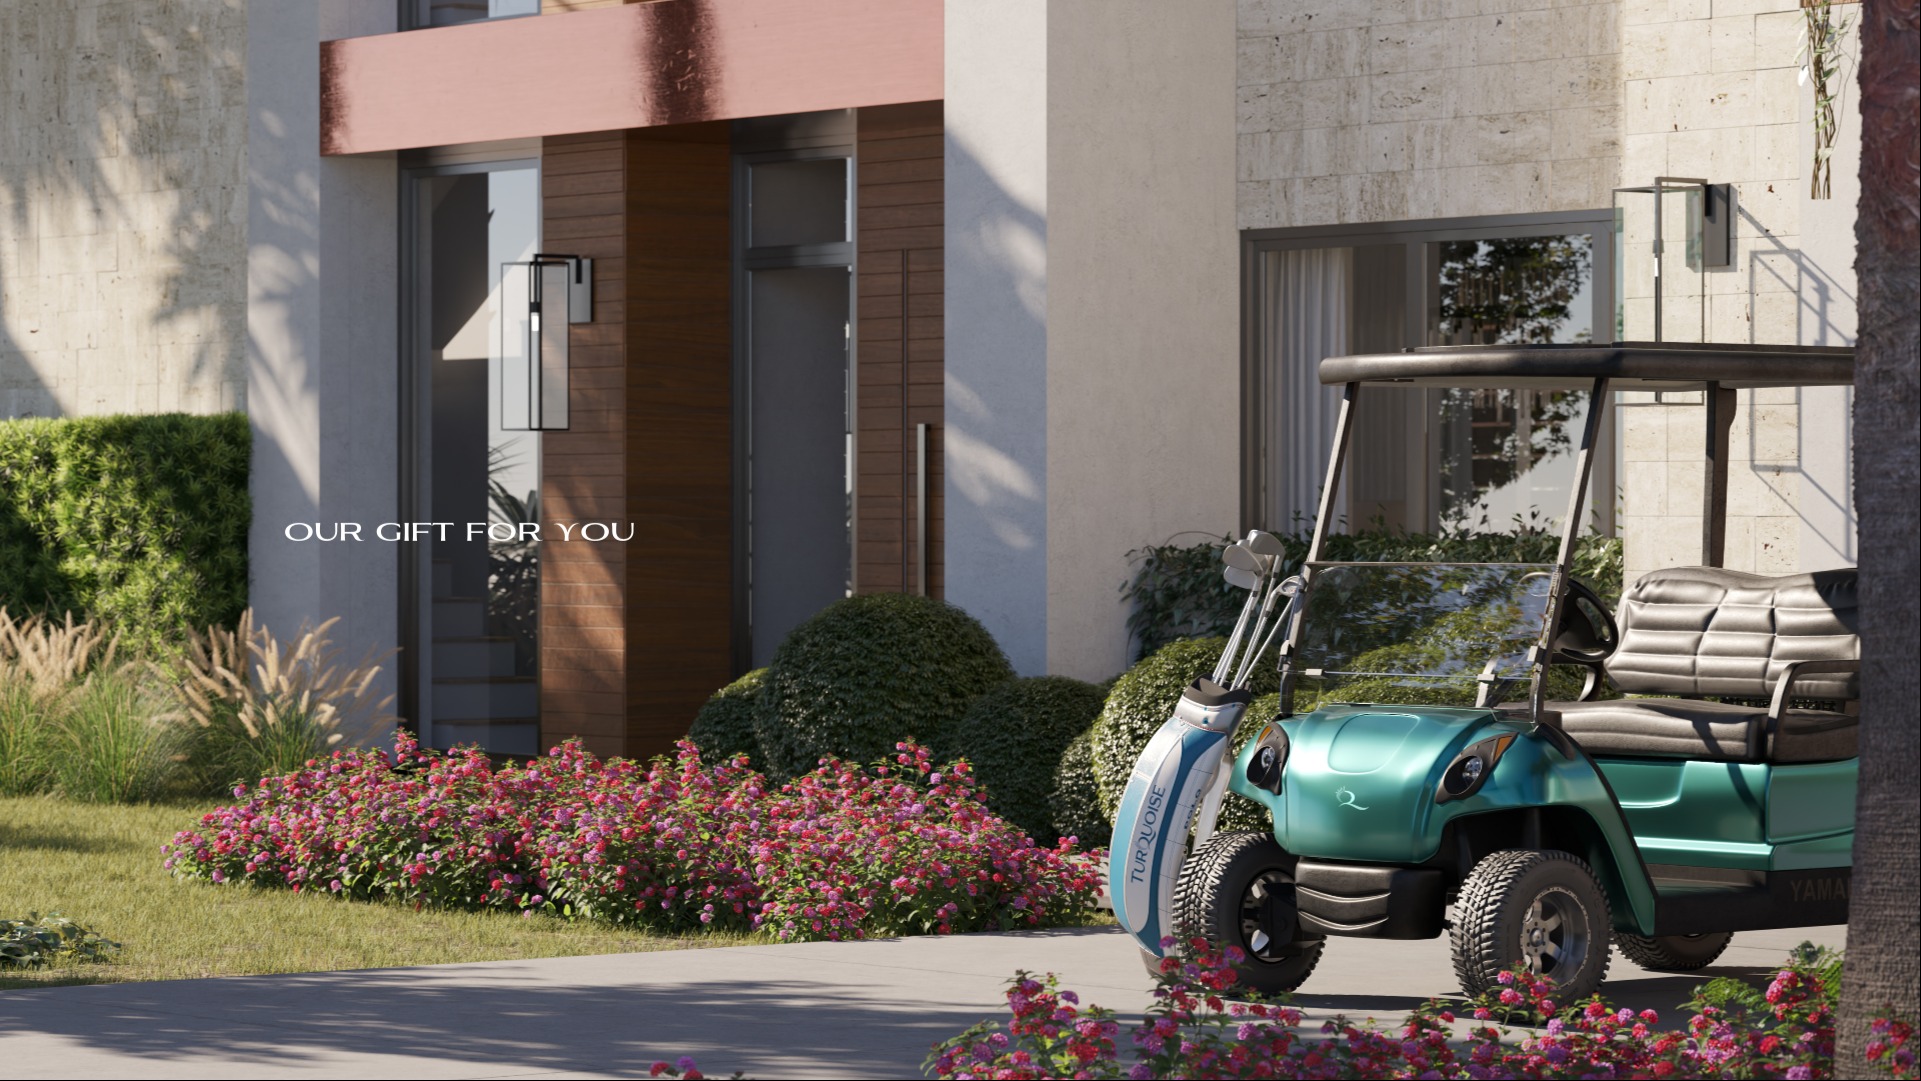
<box><xmin>1239</xmin><ymin>210</ymin><xmax>1618</xmax><ymax>535</ymax></box>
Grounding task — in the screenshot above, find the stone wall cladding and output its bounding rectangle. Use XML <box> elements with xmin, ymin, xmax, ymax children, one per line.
<box><xmin>0</xmin><ymin>0</ymin><xmax>247</xmax><ymax>420</ymax></box>
<box><xmin>1235</xmin><ymin>0</ymin><xmax>1623</xmax><ymax>229</ymax></box>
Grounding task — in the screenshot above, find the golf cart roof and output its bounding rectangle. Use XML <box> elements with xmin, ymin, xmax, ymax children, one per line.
<box><xmin>1319</xmin><ymin>342</ymin><xmax>1853</xmax><ymax>390</ymax></box>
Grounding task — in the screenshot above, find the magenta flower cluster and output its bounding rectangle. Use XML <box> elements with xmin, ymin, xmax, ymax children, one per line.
<box><xmin>925</xmin><ymin>936</ymin><xmax>1915</xmax><ymax>1080</ymax></box>
<box><xmin>162</xmin><ymin>737</ymin><xmax>1102</xmax><ymax>942</ymax></box>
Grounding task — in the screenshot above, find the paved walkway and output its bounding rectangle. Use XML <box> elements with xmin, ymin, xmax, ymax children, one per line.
<box><xmin>0</xmin><ymin>925</ymin><xmax>1844</xmax><ymax>1079</ymax></box>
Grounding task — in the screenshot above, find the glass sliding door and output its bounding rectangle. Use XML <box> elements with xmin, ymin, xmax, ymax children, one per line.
<box><xmin>404</xmin><ymin>162</ymin><xmax>543</xmax><ymax>755</ymax></box>
<box><xmin>1250</xmin><ymin>215</ymin><xmax>1612</xmax><ymax>539</ymax></box>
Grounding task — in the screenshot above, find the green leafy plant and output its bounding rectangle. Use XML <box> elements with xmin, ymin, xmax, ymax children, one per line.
<box><xmin>754</xmin><ymin>594</ymin><xmax>1014</xmax><ymax>779</ymax></box>
<box><xmin>688</xmin><ymin>668</ymin><xmax>768</xmax><ymax>770</ymax></box>
<box><xmin>0</xmin><ymin>913</ymin><xmax>122</xmax><ymax>969</ymax></box>
<box><xmin>1088</xmin><ymin>637</ymin><xmax>1280</xmax><ymax>827</ymax></box>
<box><xmin>0</xmin><ymin>413</ymin><xmax>248</xmax><ymax>654</ymax></box>
<box><xmin>1048</xmin><ymin>730</ymin><xmax>1111</xmax><ymax>848</ymax></box>
<box><xmin>1797</xmin><ymin>0</ymin><xmax>1854</xmax><ymax>200</ymax></box>
<box><xmin>936</xmin><ymin>676</ymin><xmax>1106</xmax><ymax>845</ymax></box>
<box><xmin>1121</xmin><ymin>526</ymin><xmax>1624</xmax><ymax>659</ymax></box>
<box><xmin>164</xmin><ymin>610</ymin><xmax>396</xmax><ymax>794</ymax></box>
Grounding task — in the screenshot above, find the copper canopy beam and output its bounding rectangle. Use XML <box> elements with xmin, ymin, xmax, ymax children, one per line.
<box><xmin>320</xmin><ymin>0</ymin><xmax>942</xmax><ymax>155</ymax></box>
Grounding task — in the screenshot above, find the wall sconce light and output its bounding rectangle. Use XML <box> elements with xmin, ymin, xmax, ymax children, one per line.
<box><xmin>1611</xmin><ymin>178</ymin><xmax>1731</xmax><ymax>343</ymax></box>
<box><xmin>500</xmin><ymin>253</ymin><xmax>592</xmax><ymax>431</ymax></box>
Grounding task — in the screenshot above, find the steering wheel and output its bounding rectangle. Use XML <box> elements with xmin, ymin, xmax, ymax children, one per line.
<box><xmin>1553</xmin><ymin>579</ymin><xmax>1619</xmax><ymax>665</ymax></box>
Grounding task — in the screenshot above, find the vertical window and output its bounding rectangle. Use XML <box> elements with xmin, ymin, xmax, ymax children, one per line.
<box><xmin>405</xmin><ymin>0</ymin><xmax>539</xmax><ymax>30</ymax></box>
<box><xmin>404</xmin><ymin>162</ymin><xmax>543</xmax><ymax>755</ymax></box>
<box><xmin>733</xmin><ymin>132</ymin><xmax>856</xmax><ymax>669</ymax></box>
<box><xmin>1249</xmin><ymin>217</ymin><xmax>1612</xmax><ymax>538</ymax></box>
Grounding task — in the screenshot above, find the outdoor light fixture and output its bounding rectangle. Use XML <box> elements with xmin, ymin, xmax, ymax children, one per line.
<box><xmin>1611</xmin><ymin>178</ymin><xmax>1731</xmax><ymax>342</ymax></box>
<box><xmin>499</xmin><ymin>253</ymin><xmax>592</xmax><ymax>431</ymax></box>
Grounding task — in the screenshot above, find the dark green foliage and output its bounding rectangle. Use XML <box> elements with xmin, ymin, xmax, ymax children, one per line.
<box><xmin>1121</xmin><ymin>527</ymin><xmax>1625</xmax><ymax>659</ymax></box>
<box><xmin>0</xmin><ymin>913</ymin><xmax>121</xmax><ymax>968</ymax></box>
<box><xmin>1088</xmin><ymin>637</ymin><xmax>1281</xmax><ymax>824</ymax></box>
<box><xmin>688</xmin><ymin>668</ymin><xmax>767</xmax><ymax>769</ymax></box>
<box><xmin>1048</xmin><ymin>731</ymin><xmax>1110</xmax><ymax>848</ymax></box>
<box><xmin>938</xmin><ymin>676</ymin><xmax>1105</xmax><ymax>845</ymax></box>
<box><xmin>0</xmin><ymin>413</ymin><xmax>249</xmax><ymax>653</ymax></box>
<box><xmin>755</xmin><ymin>593</ymin><xmax>1015</xmax><ymax>779</ymax></box>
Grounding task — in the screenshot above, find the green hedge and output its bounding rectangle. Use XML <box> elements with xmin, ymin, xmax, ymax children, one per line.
<box><xmin>754</xmin><ymin>593</ymin><xmax>1015</xmax><ymax>779</ymax></box>
<box><xmin>937</xmin><ymin>675</ymin><xmax>1106</xmax><ymax>846</ymax></box>
<box><xmin>1048</xmin><ymin>731</ymin><xmax>1110</xmax><ymax>848</ymax></box>
<box><xmin>0</xmin><ymin>413</ymin><xmax>248</xmax><ymax>652</ymax></box>
<box><xmin>1121</xmin><ymin>527</ymin><xmax>1625</xmax><ymax>659</ymax></box>
<box><xmin>688</xmin><ymin>668</ymin><xmax>767</xmax><ymax>769</ymax></box>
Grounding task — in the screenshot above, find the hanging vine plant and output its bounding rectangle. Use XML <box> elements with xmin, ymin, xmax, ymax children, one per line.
<box><xmin>1796</xmin><ymin>0</ymin><xmax>1855</xmax><ymax>200</ymax></box>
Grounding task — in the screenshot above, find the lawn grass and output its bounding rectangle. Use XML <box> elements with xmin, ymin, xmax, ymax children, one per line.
<box><xmin>0</xmin><ymin>795</ymin><xmax>738</xmax><ymax>990</ymax></box>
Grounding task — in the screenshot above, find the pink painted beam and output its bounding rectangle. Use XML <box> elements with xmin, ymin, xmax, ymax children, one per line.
<box><xmin>322</xmin><ymin>0</ymin><xmax>941</xmax><ymax>155</ymax></box>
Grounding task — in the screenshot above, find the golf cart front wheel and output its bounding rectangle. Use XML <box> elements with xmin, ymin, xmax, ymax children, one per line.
<box><xmin>1452</xmin><ymin>848</ymin><xmax>1612</xmax><ymax>1001</ymax></box>
<box><xmin>1173</xmin><ymin>831</ymin><xmax>1323</xmax><ymax>995</ymax></box>
<box><xmin>1617</xmin><ymin>931</ymin><xmax>1733</xmax><ymax>972</ymax></box>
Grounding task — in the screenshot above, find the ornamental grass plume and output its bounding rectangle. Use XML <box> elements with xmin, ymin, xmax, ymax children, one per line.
<box><xmin>0</xmin><ymin>607</ymin><xmax>118</xmax><ymax>700</ymax></box>
<box><xmin>164</xmin><ymin>610</ymin><xmax>396</xmax><ymax>791</ymax></box>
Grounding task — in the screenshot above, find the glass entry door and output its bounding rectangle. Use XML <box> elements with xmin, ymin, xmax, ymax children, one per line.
<box><xmin>405</xmin><ymin>162</ymin><xmax>542</xmax><ymax>755</ymax></box>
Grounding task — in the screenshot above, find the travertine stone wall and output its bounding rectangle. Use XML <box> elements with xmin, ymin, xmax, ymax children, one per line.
<box><xmin>1235</xmin><ymin>0</ymin><xmax>1623</xmax><ymax>229</ymax></box>
<box><xmin>0</xmin><ymin>0</ymin><xmax>247</xmax><ymax>420</ymax></box>
<box><xmin>1615</xmin><ymin>3</ymin><xmax>1860</xmax><ymax>583</ymax></box>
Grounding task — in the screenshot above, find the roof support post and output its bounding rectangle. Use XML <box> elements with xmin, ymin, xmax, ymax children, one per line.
<box><xmin>1703</xmin><ymin>382</ymin><xmax>1737</xmax><ymax>568</ymax></box>
<box><xmin>1531</xmin><ymin>377</ymin><xmax>1611</xmax><ymax>724</ymax></box>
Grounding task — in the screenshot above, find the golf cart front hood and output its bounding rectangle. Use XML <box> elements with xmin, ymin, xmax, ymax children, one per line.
<box><xmin>1235</xmin><ymin>704</ymin><xmax>1506</xmax><ymax>863</ymax></box>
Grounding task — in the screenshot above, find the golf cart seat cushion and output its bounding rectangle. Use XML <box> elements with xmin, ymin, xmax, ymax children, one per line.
<box><xmin>1606</xmin><ymin>567</ymin><xmax>1859</xmax><ymax>700</ymax></box>
<box><xmin>1555</xmin><ymin>698</ymin><xmax>1858</xmax><ymax>763</ymax></box>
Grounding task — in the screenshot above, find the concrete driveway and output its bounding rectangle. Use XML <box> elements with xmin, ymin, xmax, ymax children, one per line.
<box><xmin>0</xmin><ymin>925</ymin><xmax>1844</xmax><ymax>1079</ymax></box>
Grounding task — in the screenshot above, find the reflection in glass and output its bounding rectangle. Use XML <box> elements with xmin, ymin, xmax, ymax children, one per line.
<box><xmin>411</xmin><ymin>0</ymin><xmax>539</xmax><ymax>29</ymax></box>
<box><xmin>415</xmin><ymin>166</ymin><xmax>541</xmax><ymax>755</ymax></box>
<box><xmin>748</xmin><ymin>159</ymin><xmax>849</xmax><ymax>248</ymax></box>
<box><xmin>1294</xmin><ymin>562</ymin><xmax>1555</xmax><ymax>708</ymax></box>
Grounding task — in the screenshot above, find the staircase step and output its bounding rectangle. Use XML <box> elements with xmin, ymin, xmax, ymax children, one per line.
<box><xmin>431</xmin><ymin>559</ymin><xmax>454</xmax><ymax>597</ymax></box>
<box><xmin>432</xmin><ymin>720</ymin><xmax>539</xmax><ymax>757</ymax></box>
<box><xmin>433</xmin><ymin>677</ymin><xmax>538</xmax><ymax>718</ymax></box>
<box><xmin>433</xmin><ymin>637</ymin><xmax>519</xmax><ymax>677</ymax></box>
<box><xmin>431</xmin><ymin>597</ymin><xmax>486</xmax><ymax>637</ymax></box>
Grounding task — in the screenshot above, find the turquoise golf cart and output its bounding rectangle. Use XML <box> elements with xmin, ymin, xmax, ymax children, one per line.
<box><xmin>1156</xmin><ymin>344</ymin><xmax>1859</xmax><ymax>1000</ymax></box>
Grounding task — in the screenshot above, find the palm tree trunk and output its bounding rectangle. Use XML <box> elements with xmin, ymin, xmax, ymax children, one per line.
<box><xmin>1839</xmin><ymin>0</ymin><xmax>1921</xmax><ymax>1070</ymax></box>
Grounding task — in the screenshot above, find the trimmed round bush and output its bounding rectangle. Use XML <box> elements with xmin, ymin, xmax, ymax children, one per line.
<box><xmin>1089</xmin><ymin>637</ymin><xmax>1281</xmax><ymax>824</ymax></box>
<box><xmin>937</xmin><ymin>675</ymin><xmax>1105</xmax><ymax>845</ymax></box>
<box><xmin>755</xmin><ymin>594</ymin><xmax>1014</xmax><ymax>779</ymax></box>
<box><xmin>1048</xmin><ymin>730</ymin><xmax>1110</xmax><ymax>848</ymax></box>
<box><xmin>688</xmin><ymin>668</ymin><xmax>767</xmax><ymax>768</ymax></box>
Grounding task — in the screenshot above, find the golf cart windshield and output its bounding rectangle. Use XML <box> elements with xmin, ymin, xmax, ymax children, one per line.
<box><xmin>1293</xmin><ymin>562</ymin><xmax>1553</xmax><ymax>709</ymax></box>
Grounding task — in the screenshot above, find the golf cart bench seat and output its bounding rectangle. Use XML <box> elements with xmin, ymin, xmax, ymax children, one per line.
<box><xmin>1558</xmin><ymin>567</ymin><xmax>1859</xmax><ymax>764</ymax></box>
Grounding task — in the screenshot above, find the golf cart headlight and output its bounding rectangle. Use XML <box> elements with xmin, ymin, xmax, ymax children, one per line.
<box><xmin>1438</xmin><ymin>734</ymin><xmax>1514</xmax><ymax>803</ymax></box>
<box><xmin>1245</xmin><ymin>724</ymin><xmax>1289</xmax><ymax>794</ymax></box>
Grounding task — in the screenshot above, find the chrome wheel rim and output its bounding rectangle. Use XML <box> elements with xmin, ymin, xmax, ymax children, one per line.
<box><xmin>1520</xmin><ymin>886</ymin><xmax>1590</xmax><ymax>979</ymax></box>
<box><xmin>1239</xmin><ymin>869</ymin><xmax>1292</xmax><ymax>961</ymax></box>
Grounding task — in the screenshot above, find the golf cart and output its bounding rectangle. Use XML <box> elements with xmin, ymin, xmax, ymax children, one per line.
<box><xmin>1110</xmin><ymin>342</ymin><xmax>1858</xmax><ymax>1001</ymax></box>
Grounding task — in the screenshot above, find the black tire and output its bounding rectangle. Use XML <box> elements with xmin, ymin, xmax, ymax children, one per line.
<box><xmin>1452</xmin><ymin>849</ymin><xmax>1613</xmax><ymax>1001</ymax></box>
<box><xmin>1618</xmin><ymin>931</ymin><xmax>1733</xmax><ymax>972</ymax></box>
<box><xmin>1172</xmin><ymin>831</ymin><xmax>1323</xmax><ymax>995</ymax></box>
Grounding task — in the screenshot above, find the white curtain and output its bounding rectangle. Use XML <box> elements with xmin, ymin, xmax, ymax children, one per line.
<box><xmin>1263</xmin><ymin>248</ymin><xmax>1351</xmax><ymax>532</ymax></box>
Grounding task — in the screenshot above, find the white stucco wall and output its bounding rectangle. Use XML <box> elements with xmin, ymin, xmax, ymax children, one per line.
<box><xmin>1047</xmin><ymin>0</ymin><xmax>1239</xmax><ymax>680</ymax></box>
<box><xmin>0</xmin><ymin>0</ymin><xmax>248</xmax><ymax>419</ymax></box>
<box><xmin>944</xmin><ymin>0</ymin><xmax>1051</xmax><ymax>675</ymax></box>
<box><xmin>246</xmin><ymin>1</ymin><xmax>400</xmax><ymax>706</ymax></box>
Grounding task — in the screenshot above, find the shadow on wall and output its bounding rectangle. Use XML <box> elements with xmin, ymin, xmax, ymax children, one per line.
<box><xmin>940</xmin><ymin>131</ymin><xmax>1047</xmax><ymax>555</ymax></box>
<box><xmin>0</xmin><ymin>0</ymin><xmax>248</xmax><ymax>421</ymax></box>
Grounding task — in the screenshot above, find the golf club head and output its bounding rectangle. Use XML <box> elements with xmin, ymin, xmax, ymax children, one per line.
<box><xmin>1222</xmin><ymin>544</ymin><xmax>1261</xmax><ymax>574</ymax></box>
<box><xmin>1223</xmin><ymin>564</ymin><xmax>1261</xmax><ymax>592</ymax></box>
<box><xmin>1244</xmin><ymin>530</ymin><xmax>1287</xmax><ymax>559</ymax></box>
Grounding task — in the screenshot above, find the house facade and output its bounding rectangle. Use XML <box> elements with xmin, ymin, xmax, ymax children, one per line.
<box><xmin>0</xmin><ymin>0</ymin><xmax>1860</xmax><ymax>760</ymax></box>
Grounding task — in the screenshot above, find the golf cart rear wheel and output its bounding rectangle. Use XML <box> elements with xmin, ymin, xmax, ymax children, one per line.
<box><xmin>1173</xmin><ymin>831</ymin><xmax>1322</xmax><ymax>995</ymax></box>
<box><xmin>1452</xmin><ymin>849</ymin><xmax>1612</xmax><ymax>1001</ymax></box>
<box><xmin>1617</xmin><ymin>931</ymin><xmax>1733</xmax><ymax>972</ymax></box>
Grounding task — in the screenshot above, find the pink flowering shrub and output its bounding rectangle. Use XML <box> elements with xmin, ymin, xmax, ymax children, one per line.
<box><xmin>925</xmin><ymin>936</ymin><xmax>1916</xmax><ymax>1080</ymax></box>
<box><xmin>163</xmin><ymin>737</ymin><xmax>1101</xmax><ymax>942</ymax></box>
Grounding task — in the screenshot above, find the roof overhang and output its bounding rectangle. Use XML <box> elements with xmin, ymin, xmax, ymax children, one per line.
<box><xmin>1318</xmin><ymin>343</ymin><xmax>1854</xmax><ymax>390</ymax></box>
<box><xmin>321</xmin><ymin>0</ymin><xmax>942</xmax><ymax>155</ymax></box>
